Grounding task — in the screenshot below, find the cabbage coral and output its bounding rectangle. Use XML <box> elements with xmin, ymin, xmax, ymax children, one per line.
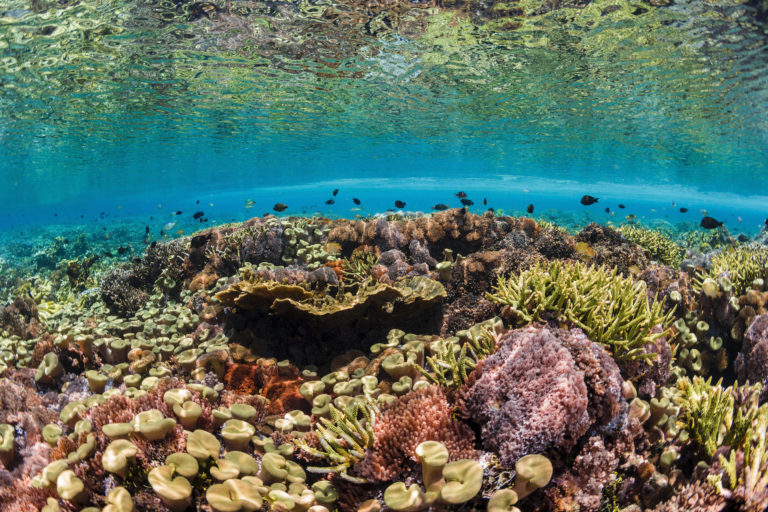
<box><xmin>487</xmin><ymin>260</ymin><xmax>673</xmax><ymax>362</ymax></box>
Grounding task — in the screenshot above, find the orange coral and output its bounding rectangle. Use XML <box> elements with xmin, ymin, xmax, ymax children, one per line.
<box><xmin>324</xmin><ymin>260</ymin><xmax>345</xmax><ymax>281</ymax></box>
<box><xmin>223</xmin><ymin>361</ymin><xmax>305</xmax><ymax>415</ymax></box>
<box><xmin>189</xmin><ymin>266</ymin><xmax>220</xmax><ymax>292</ymax></box>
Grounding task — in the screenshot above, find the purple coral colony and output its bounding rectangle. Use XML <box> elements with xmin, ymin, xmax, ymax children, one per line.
<box><xmin>3</xmin><ymin>209</ymin><xmax>768</xmax><ymax>512</ymax></box>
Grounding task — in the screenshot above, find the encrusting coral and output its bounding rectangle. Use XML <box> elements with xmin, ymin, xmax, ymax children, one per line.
<box><xmin>456</xmin><ymin>326</ymin><xmax>622</xmax><ymax>465</ymax></box>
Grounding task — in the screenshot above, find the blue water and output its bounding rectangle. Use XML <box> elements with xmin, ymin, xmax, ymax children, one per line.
<box><xmin>1</xmin><ymin>0</ymin><xmax>767</xmax><ymax>236</ymax></box>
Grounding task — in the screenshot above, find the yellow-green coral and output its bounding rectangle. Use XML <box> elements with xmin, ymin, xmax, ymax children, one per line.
<box><xmin>296</xmin><ymin>397</ymin><xmax>377</xmax><ymax>484</ymax></box>
<box><xmin>694</xmin><ymin>246</ymin><xmax>768</xmax><ymax>296</ymax></box>
<box><xmin>679</xmin><ymin>229</ymin><xmax>731</xmax><ymax>253</ymax></box>
<box><xmin>619</xmin><ymin>226</ymin><xmax>685</xmax><ymax>268</ymax></box>
<box><xmin>674</xmin><ymin>376</ymin><xmax>760</xmax><ymax>459</ymax></box>
<box><xmin>418</xmin><ymin>317</ymin><xmax>503</xmax><ymax>388</ymax></box>
<box><xmin>487</xmin><ymin>260</ymin><xmax>673</xmax><ymax>362</ymax></box>
<box><xmin>342</xmin><ymin>251</ymin><xmax>379</xmax><ymax>283</ymax></box>
<box><xmin>719</xmin><ymin>403</ymin><xmax>768</xmax><ymax>508</ymax></box>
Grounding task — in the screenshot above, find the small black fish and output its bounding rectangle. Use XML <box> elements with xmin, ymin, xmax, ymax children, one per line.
<box><xmin>193</xmin><ymin>211</ymin><xmax>204</xmax><ymax>219</ymax></box>
<box><xmin>176</xmin><ymin>210</ymin><xmax>183</xmax><ymax>215</ymax></box>
<box><xmin>432</xmin><ymin>204</ymin><xmax>449</xmax><ymax>211</ymax></box>
<box><xmin>332</xmin><ymin>189</ymin><xmax>339</xmax><ymax>196</ymax></box>
<box><xmin>273</xmin><ymin>203</ymin><xmax>288</xmax><ymax>212</ymax></box>
<box><xmin>104</xmin><ymin>251</ymin><xmax>114</xmax><ymax>257</ymax></box>
<box><xmin>580</xmin><ymin>195</ymin><xmax>599</xmax><ymax>205</ymax></box>
<box><xmin>54</xmin><ymin>213</ymin><xmax>58</xmax><ymax>216</ymax></box>
<box><xmin>145</xmin><ymin>226</ymin><xmax>150</xmax><ymax>234</ymax></box>
<box><xmin>605</xmin><ymin>208</ymin><xmax>610</xmax><ymax>213</ymax></box>
<box><xmin>199</xmin><ymin>218</ymin><xmax>204</xmax><ymax>223</ymax></box>
<box><xmin>196</xmin><ymin>200</ymin><xmax>200</xmax><ymax>204</ymax></box>
<box><xmin>455</xmin><ymin>191</ymin><xmax>467</xmax><ymax>199</ymax></box>
<box><xmin>80</xmin><ymin>215</ymin><xmax>84</xmax><ymax>218</ymax></box>
<box><xmin>460</xmin><ymin>198</ymin><xmax>474</xmax><ymax>206</ymax></box>
<box><xmin>353</xmin><ymin>198</ymin><xmax>361</xmax><ymax>205</ymax></box>
<box><xmin>150</xmin><ymin>216</ymin><xmax>153</xmax><ymax>220</ymax></box>
<box><xmin>738</xmin><ymin>234</ymin><xmax>749</xmax><ymax>243</ymax></box>
<box><xmin>618</xmin><ymin>204</ymin><xmax>626</xmax><ymax>209</ymax></box>
<box><xmin>680</xmin><ymin>208</ymin><xmax>688</xmax><ymax>213</ymax></box>
<box><xmin>395</xmin><ymin>200</ymin><xmax>406</xmax><ymax>208</ymax></box>
<box><xmin>483</xmin><ymin>198</ymin><xmax>487</xmax><ymax>205</ymax></box>
<box><xmin>117</xmin><ymin>247</ymin><xmax>128</xmax><ymax>255</ymax></box>
<box><xmin>325</xmin><ymin>199</ymin><xmax>335</xmax><ymax>205</ymax></box>
<box><xmin>701</xmin><ymin>216</ymin><xmax>724</xmax><ymax>229</ymax></box>
<box><xmin>765</xmin><ymin>218</ymin><xmax>768</xmax><ymax>227</ymax></box>
<box><xmin>527</xmin><ymin>204</ymin><xmax>534</xmax><ymax>214</ymax></box>
<box><xmin>132</xmin><ymin>257</ymin><xmax>142</xmax><ymax>264</ymax></box>
<box><xmin>160</xmin><ymin>230</ymin><xmax>164</xmax><ymax>236</ymax></box>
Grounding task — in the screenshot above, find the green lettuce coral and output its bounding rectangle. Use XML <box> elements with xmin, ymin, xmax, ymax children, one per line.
<box><xmin>216</xmin><ymin>270</ymin><xmax>445</xmax><ymax>328</ymax></box>
<box><xmin>487</xmin><ymin>260</ymin><xmax>673</xmax><ymax>361</ymax></box>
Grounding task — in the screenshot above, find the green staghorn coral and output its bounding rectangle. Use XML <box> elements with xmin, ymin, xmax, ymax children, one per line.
<box><xmin>417</xmin><ymin>317</ymin><xmax>504</xmax><ymax>388</ymax></box>
<box><xmin>296</xmin><ymin>396</ymin><xmax>378</xmax><ymax>484</ymax></box>
<box><xmin>619</xmin><ymin>226</ymin><xmax>685</xmax><ymax>268</ymax></box>
<box><xmin>674</xmin><ymin>376</ymin><xmax>761</xmax><ymax>459</ymax></box>
<box><xmin>719</xmin><ymin>403</ymin><xmax>768</xmax><ymax>509</ymax></box>
<box><xmin>342</xmin><ymin>251</ymin><xmax>379</xmax><ymax>283</ymax></box>
<box><xmin>487</xmin><ymin>260</ymin><xmax>673</xmax><ymax>362</ymax></box>
<box><xmin>679</xmin><ymin>229</ymin><xmax>731</xmax><ymax>253</ymax></box>
<box><xmin>694</xmin><ymin>246</ymin><xmax>768</xmax><ymax>296</ymax></box>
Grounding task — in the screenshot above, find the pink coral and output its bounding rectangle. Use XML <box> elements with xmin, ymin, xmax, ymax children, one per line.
<box><xmin>458</xmin><ymin>326</ymin><xmax>622</xmax><ymax>466</ymax></box>
<box><xmin>735</xmin><ymin>314</ymin><xmax>768</xmax><ymax>401</ymax></box>
<box><xmin>355</xmin><ymin>385</ymin><xmax>475</xmax><ymax>482</ymax></box>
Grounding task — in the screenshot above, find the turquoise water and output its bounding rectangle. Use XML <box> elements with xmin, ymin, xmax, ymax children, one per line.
<box><xmin>1</xmin><ymin>0</ymin><xmax>767</xmax><ymax>235</ymax></box>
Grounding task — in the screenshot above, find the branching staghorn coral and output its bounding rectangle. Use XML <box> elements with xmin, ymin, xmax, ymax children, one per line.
<box><xmin>342</xmin><ymin>250</ymin><xmax>379</xmax><ymax>283</ymax></box>
<box><xmin>417</xmin><ymin>317</ymin><xmax>503</xmax><ymax>388</ymax></box>
<box><xmin>718</xmin><ymin>404</ymin><xmax>768</xmax><ymax>510</ymax></box>
<box><xmin>296</xmin><ymin>396</ymin><xmax>378</xmax><ymax>483</ymax></box>
<box><xmin>694</xmin><ymin>246</ymin><xmax>768</xmax><ymax>296</ymax></box>
<box><xmin>674</xmin><ymin>376</ymin><xmax>761</xmax><ymax>459</ymax></box>
<box><xmin>487</xmin><ymin>260</ymin><xmax>673</xmax><ymax>362</ymax></box>
<box><xmin>619</xmin><ymin>225</ymin><xmax>685</xmax><ymax>268</ymax></box>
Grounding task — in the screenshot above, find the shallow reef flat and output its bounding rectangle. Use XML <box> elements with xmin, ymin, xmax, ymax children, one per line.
<box><xmin>2</xmin><ymin>209</ymin><xmax>768</xmax><ymax>512</ymax></box>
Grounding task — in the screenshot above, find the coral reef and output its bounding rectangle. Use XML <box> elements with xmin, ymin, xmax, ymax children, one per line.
<box><xmin>3</xmin><ymin>211</ymin><xmax>768</xmax><ymax>512</ymax></box>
